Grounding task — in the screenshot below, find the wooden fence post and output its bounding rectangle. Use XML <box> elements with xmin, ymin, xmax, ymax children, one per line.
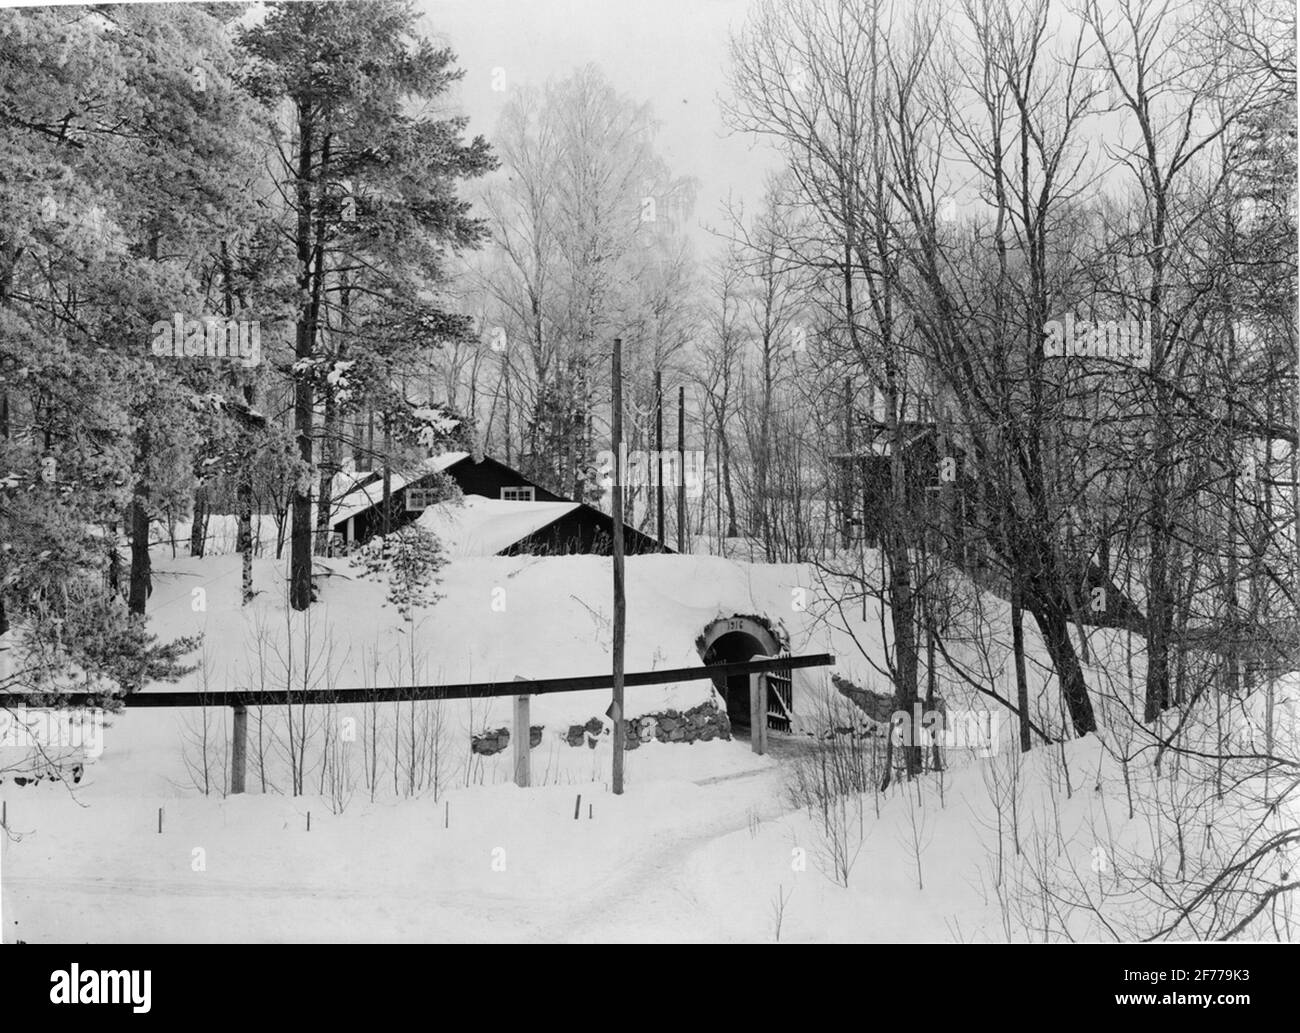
<box><xmin>513</xmin><ymin>694</ymin><xmax>530</xmax><ymax>788</ymax></box>
<box><xmin>749</xmin><ymin>672</ymin><xmax>767</xmax><ymax>756</ymax></box>
<box><xmin>231</xmin><ymin>704</ymin><xmax>247</xmax><ymax>794</ymax></box>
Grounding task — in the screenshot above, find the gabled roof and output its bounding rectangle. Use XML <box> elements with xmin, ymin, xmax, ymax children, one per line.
<box><xmin>330</xmin><ymin>452</ymin><xmax>469</xmax><ymax>527</ymax></box>
<box><xmin>416</xmin><ymin>496</ymin><xmax>581</xmax><ymax>556</ymax></box>
<box><xmin>832</xmin><ymin>420</ymin><xmax>945</xmax><ymax>460</ymax></box>
<box><xmin>327</xmin><ymin>450</ymin><xmax>670</xmax><ymax>555</ymax></box>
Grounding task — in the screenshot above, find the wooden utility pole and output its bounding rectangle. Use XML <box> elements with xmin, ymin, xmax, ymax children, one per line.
<box><xmin>843</xmin><ymin>377</ymin><xmax>853</xmax><ymax>548</ymax></box>
<box><xmin>230</xmin><ymin>704</ymin><xmax>247</xmax><ymax>794</ymax></box>
<box><xmin>612</xmin><ymin>339</ymin><xmax>626</xmax><ymax>794</ymax></box>
<box><xmin>677</xmin><ymin>385</ymin><xmax>686</xmax><ymax>553</ymax></box>
<box><xmin>655</xmin><ymin>371</ymin><xmax>665</xmax><ymax>550</ymax></box>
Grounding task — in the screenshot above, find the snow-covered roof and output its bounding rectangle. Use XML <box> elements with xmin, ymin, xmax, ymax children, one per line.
<box><xmin>330</xmin><ymin>452</ymin><xmax>470</xmax><ymax>527</ymax></box>
<box><xmin>829</xmin><ymin>441</ymin><xmax>892</xmax><ymax>459</ymax></box>
<box><xmin>416</xmin><ymin>495</ymin><xmax>579</xmax><ymax>557</ymax></box>
<box><xmin>831</xmin><ymin>425</ymin><xmax>936</xmax><ymax>459</ymax></box>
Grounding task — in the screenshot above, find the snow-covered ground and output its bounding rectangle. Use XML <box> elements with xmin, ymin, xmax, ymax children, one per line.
<box><xmin>1</xmin><ymin>544</ymin><xmax>1294</xmax><ymax>942</ymax></box>
<box><xmin>7</xmin><ymin>715</ymin><xmax>1292</xmax><ymax>942</ymax></box>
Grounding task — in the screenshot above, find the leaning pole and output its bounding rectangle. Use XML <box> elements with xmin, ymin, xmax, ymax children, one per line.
<box><xmin>611</xmin><ymin>337</ymin><xmax>626</xmax><ymax>795</ymax></box>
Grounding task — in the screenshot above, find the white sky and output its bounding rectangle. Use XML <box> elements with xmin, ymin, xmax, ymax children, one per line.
<box><xmin>417</xmin><ymin>0</ymin><xmax>780</xmax><ymax>253</ymax></box>
<box><xmin>0</xmin><ymin>0</ymin><xmax>780</xmax><ymax>253</ymax></box>
<box><xmin>3</xmin><ymin>0</ymin><xmax>1193</xmax><ymax>253</ymax></box>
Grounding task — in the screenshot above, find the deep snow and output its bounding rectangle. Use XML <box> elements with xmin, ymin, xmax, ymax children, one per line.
<box><xmin>1</xmin><ymin>545</ymin><xmax>1293</xmax><ymax>942</ymax></box>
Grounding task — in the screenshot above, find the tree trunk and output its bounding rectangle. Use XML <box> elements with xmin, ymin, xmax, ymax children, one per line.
<box><xmin>290</xmin><ymin>111</ymin><xmax>326</xmax><ymax>611</ymax></box>
<box><xmin>720</xmin><ymin>420</ymin><xmax>739</xmax><ymax>538</ymax></box>
<box><xmin>886</xmin><ymin>531</ymin><xmax>921</xmax><ymax>775</ymax></box>
<box><xmin>315</xmin><ymin>389</ymin><xmax>338</xmax><ymax>556</ymax></box>
<box><xmin>128</xmin><ymin>494</ymin><xmax>151</xmax><ymax>616</ymax></box>
<box><xmin>1144</xmin><ymin>377</ymin><xmax>1175</xmax><ymax>721</ymax></box>
<box><xmin>190</xmin><ymin>485</ymin><xmax>208</xmax><ymax>558</ymax></box>
<box><xmin>106</xmin><ymin>523</ymin><xmax>121</xmax><ymax>598</ymax></box>
<box><xmin>238</xmin><ymin>478</ymin><xmax>254</xmax><ymax>604</ymax></box>
<box><xmin>925</xmin><ymin>605</ymin><xmax>941</xmax><ymax>771</ymax></box>
<box><xmin>237</xmin><ymin>390</ymin><xmax>256</xmax><ymax>605</ymax></box>
<box><xmin>1012</xmin><ymin>583</ymin><xmax>1031</xmax><ymax>751</ymax></box>
<box><xmin>1029</xmin><ymin>594</ymin><xmax>1097</xmax><ymax>737</ymax></box>
<box><xmin>381</xmin><ymin>415</ymin><xmax>393</xmax><ymax>537</ymax></box>
<box><xmin>0</xmin><ymin>241</ymin><xmax>13</xmax><ymax>634</ymax></box>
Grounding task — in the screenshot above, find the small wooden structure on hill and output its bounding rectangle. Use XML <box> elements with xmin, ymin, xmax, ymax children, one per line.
<box><xmin>329</xmin><ymin>451</ymin><xmax>665</xmax><ymax>557</ymax></box>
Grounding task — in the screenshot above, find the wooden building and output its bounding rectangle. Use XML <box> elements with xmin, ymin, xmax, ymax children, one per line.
<box><xmin>832</xmin><ymin>418</ymin><xmax>980</xmax><ymax>554</ymax></box>
<box><xmin>329</xmin><ymin>451</ymin><xmax>666</xmax><ymax>556</ymax></box>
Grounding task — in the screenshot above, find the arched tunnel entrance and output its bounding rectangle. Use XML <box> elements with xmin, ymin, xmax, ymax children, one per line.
<box><xmin>698</xmin><ymin>616</ymin><xmax>787</xmax><ymax>730</ymax></box>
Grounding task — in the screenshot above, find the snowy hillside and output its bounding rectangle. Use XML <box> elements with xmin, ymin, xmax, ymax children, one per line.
<box><xmin>36</xmin><ymin>542</ymin><xmax>1100</xmax><ymax>795</ymax></box>
<box><xmin>6</xmin><ymin>545</ymin><xmax>1291</xmax><ymax>943</ymax></box>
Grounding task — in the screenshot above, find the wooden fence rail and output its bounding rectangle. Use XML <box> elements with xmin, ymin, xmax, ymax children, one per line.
<box><xmin>2</xmin><ymin>653</ymin><xmax>835</xmax><ymax>790</ymax></box>
<box><xmin>0</xmin><ymin>653</ymin><xmax>834</xmax><ymax>709</ymax></box>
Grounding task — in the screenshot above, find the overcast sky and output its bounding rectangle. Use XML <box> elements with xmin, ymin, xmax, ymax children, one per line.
<box><xmin>418</xmin><ymin>0</ymin><xmax>779</xmax><ymax>254</ymax></box>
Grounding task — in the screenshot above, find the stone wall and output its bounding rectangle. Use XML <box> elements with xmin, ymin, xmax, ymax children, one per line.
<box><xmin>830</xmin><ymin>672</ymin><xmax>946</xmax><ymax>736</ymax></box>
<box><xmin>471</xmin><ymin>701</ymin><xmax>732</xmax><ymax>754</ymax></box>
<box><xmin>564</xmin><ymin>717</ymin><xmax>605</xmax><ymax>748</ymax></box>
<box><xmin>470</xmin><ymin>724</ymin><xmax>544</xmax><ymax>756</ymax></box>
<box><xmin>831</xmin><ymin>673</ymin><xmax>897</xmax><ymax>723</ymax></box>
<box><xmin>624</xmin><ymin>700</ymin><xmax>731</xmax><ymax>749</ymax></box>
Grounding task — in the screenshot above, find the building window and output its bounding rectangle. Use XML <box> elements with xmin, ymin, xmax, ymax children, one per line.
<box><xmin>405</xmin><ymin>488</ymin><xmax>438</xmax><ymax>511</ymax></box>
<box><xmin>500</xmin><ymin>486</ymin><xmax>535</xmax><ymax>502</ymax></box>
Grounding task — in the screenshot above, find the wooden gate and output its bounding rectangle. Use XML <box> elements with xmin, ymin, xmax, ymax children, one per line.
<box><xmin>765</xmin><ymin>658</ymin><xmax>794</xmax><ymax>733</ymax></box>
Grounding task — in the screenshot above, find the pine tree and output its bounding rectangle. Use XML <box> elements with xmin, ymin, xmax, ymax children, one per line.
<box><xmin>237</xmin><ymin>0</ymin><xmax>494</xmax><ymax>609</ymax></box>
<box><xmin>0</xmin><ymin>5</ymin><xmax>251</xmax><ymax>693</ymax></box>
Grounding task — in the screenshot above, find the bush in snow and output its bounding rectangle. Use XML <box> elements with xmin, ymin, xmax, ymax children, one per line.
<box><xmin>348</xmin><ymin>524</ymin><xmax>447</xmax><ymax>620</ymax></box>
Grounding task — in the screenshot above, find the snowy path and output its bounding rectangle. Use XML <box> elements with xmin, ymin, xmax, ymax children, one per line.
<box><xmin>1</xmin><ymin>755</ymin><xmax>804</xmax><ymax>943</ymax></box>
<box><xmin>539</xmin><ymin>767</ymin><xmax>795</xmax><ymax>942</ymax></box>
